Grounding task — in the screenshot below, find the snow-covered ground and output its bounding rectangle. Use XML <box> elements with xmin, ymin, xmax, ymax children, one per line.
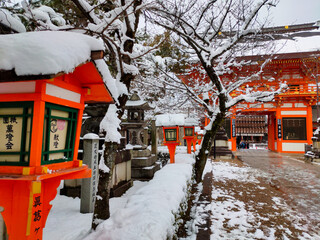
<box><xmin>44</xmin><ymin>147</ymin><xmax>320</xmax><ymax>240</ymax></box>
<box><xmin>43</xmin><ymin>149</ymin><xmax>195</xmax><ymax>240</ymax></box>
<box><xmin>185</xmin><ymin>157</ymin><xmax>320</xmax><ymax>240</ymax></box>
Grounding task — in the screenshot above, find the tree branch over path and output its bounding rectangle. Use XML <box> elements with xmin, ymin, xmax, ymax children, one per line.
<box><xmin>146</xmin><ymin>0</ymin><xmax>281</xmax><ymax>182</ymax></box>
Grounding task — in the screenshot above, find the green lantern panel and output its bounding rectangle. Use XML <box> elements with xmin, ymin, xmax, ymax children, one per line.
<box><xmin>42</xmin><ymin>103</ymin><xmax>77</xmax><ymax>164</ymax></box>
<box><xmin>165</xmin><ymin>129</ymin><xmax>177</xmax><ymax>141</ymax></box>
<box><xmin>184</xmin><ymin>127</ymin><xmax>194</xmax><ymax>137</ymax></box>
<box><xmin>0</xmin><ymin>102</ymin><xmax>33</xmax><ymax>166</ymax></box>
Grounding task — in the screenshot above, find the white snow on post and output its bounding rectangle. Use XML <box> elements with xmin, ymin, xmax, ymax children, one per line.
<box><xmin>100</xmin><ymin>104</ymin><xmax>122</xmax><ymax>143</ymax></box>
<box><xmin>0</xmin><ymin>31</ymin><xmax>104</xmax><ymax>76</ymax></box>
<box><xmin>98</xmin><ymin>144</ymin><xmax>110</xmax><ymax>173</ymax></box>
<box><xmin>83</xmin><ymin>133</ymin><xmax>99</xmax><ymax>140</ymax></box>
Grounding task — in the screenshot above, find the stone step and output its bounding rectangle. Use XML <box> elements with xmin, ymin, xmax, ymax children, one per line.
<box><xmin>110</xmin><ymin>180</ymin><xmax>133</xmax><ymax>198</ymax></box>
<box><xmin>131</xmin><ymin>162</ymin><xmax>161</xmax><ymax>179</ymax></box>
<box><xmin>131</xmin><ymin>149</ymin><xmax>151</xmax><ymax>158</ymax></box>
<box><xmin>131</xmin><ymin>155</ymin><xmax>157</xmax><ymax>167</ymax></box>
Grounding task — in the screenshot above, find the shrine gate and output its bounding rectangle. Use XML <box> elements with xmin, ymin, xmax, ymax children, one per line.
<box><xmin>225</xmin><ymin>51</ymin><xmax>320</xmax><ymax>153</ymax></box>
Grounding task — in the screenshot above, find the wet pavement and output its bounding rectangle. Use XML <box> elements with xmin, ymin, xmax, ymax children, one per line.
<box><xmin>235</xmin><ymin>149</ymin><xmax>320</xmax><ymax>235</ymax></box>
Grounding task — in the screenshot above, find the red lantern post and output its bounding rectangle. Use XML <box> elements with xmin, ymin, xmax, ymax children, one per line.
<box><xmin>183</xmin><ymin>126</ymin><xmax>195</xmax><ymax>154</ymax></box>
<box><xmin>163</xmin><ymin>126</ymin><xmax>180</xmax><ymax>163</ymax></box>
<box><xmin>196</xmin><ymin>133</ymin><xmax>203</xmax><ymax>145</ymax></box>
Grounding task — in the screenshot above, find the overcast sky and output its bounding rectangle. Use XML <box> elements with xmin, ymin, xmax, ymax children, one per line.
<box><xmin>7</xmin><ymin>0</ymin><xmax>320</xmax><ymax>27</ymax></box>
<box><xmin>268</xmin><ymin>0</ymin><xmax>320</xmax><ymax>26</ymax></box>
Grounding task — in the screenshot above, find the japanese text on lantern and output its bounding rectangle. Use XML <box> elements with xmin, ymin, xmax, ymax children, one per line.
<box><xmin>92</xmin><ymin>142</ymin><xmax>98</xmax><ymax>203</ymax></box>
<box><xmin>32</xmin><ymin>194</ymin><xmax>42</xmax><ymax>238</ymax></box>
<box><xmin>0</xmin><ymin>116</ymin><xmax>22</xmax><ymax>152</ymax></box>
<box><xmin>48</xmin><ymin>118</ymin><xmax>68</xmax><ymax>160</ymax></box>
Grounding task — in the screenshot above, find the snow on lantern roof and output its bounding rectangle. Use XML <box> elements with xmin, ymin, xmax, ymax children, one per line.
<box><xmin>155</xmin><ymin>114</ymin><xmax>187</xmax><ymax>127</ymax></box>
<box><xmin>0</xmin><ymin>31</ymin><xmax>104</xmax><ymax>76</ymax></box>
<box><xmin>0</xmin><ymin>31</ymin><xmax>115</xmax><ymax>104</ymax></box>
<box><xmin>184</xmin><ymin>117</ymin><xmax>198</xmax><ymax>126</ymax></box>
<box><xmin>125</xmin><ymin>92</ymin><xmax>152</xmax><ymax>110</ymax></box>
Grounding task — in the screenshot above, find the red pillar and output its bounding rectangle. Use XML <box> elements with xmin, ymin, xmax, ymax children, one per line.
<box><xmin>184</xmin><ymin>138</ymin><xmax>193</xmax><ymax>154</ymax></box>
<box><xmin>268</xmin><ymin>113</ymin><xmax>275</xmax><ymax>151</ymax></box>
<box><xmin>276</xmin><ymin>108</ymin><xmax>282</xmax><ymax>152</ymax></box>
<box><xmin>166</xmin><ymin>143</ymin><xmax>179</xmax><ymax>163</ymax></box>
<box><xmin>307</xmin><ymin>105</ymin><xmax>313</xmax><ymax>145</ymax></box>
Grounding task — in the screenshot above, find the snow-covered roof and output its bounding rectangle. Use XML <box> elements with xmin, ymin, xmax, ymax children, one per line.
<box><xmin>155</xmin><ymin>114</ymin><xmax>198</xmax><ymax>127</ymax></box>
<box><xmin>155</xmin><ymin>114</ymin><xmax>185</xmax><ymax>127</ymax></box>
<box><xmin>126</xmin><ymin>99</ymin><xmax>146</xmax><ymax>107</ymax></box>
<box><xmin>242</xmin><ymin>29</ymin><xmax>320</xmax><ymax>57</ymax></box>
<box><xmin>125</xmin><ymin>92</ymin><xmax>152</xmax><ymax>110</ymax></box>
<box><xmin>0</xmin><ymin>31</ymin><xmax>104</xmax><ymax>76</ymax></box>
<box><xmin>184</xmin><ymin>117</ymin><xmax>198</xmax><ymax>126</ymax></box>
<box><xmin>277</xmin><ymin>32</ymin><xmax>320</xmax><ymax>54</ymax></box>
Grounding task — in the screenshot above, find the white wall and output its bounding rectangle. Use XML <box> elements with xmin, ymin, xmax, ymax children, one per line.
<box><xmin>282</xmin><ymin>142</ymin><xmax>305</xmax><ymax>152</ymax></box>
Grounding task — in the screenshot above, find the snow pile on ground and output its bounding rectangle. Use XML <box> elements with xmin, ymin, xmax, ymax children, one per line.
<box><xmin>211</xmin><ymin>161</ymin><xmax>260</xmax><ymax>183</ymax></box>
<box><xmin>44</xmin><ymin>153</ymin><xmax>195</xmax><ymax>240</ymax></box>
<box><xmin>85</xmin><ymin>156</ymin><xmax>194</xmax><ymax>240</ymax></box>
<box><xmin>43</xmin><ymin>195</ymin><xmax>92</xmax><ymax>240</ymax></box>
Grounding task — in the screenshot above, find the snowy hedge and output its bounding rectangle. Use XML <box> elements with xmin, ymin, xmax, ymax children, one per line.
<box><xmin>84</xmin><ymin>153</ymin><xmax>195</xmax><ymax>240</ymax></box>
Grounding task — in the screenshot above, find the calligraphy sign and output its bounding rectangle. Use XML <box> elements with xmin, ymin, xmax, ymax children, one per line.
<box><xmin>48</xmin><ymin>110</ymin><xmax>69</xmax><ymax>160</ymax></box>
<box><xmin>80</xmin><ymin>134</ymin><xmax>99</xmax><ymax>213</ymax></box>
<box><xmin>277</xmin><ymin>119</ymin><xmax>282</xmax><ymax>139</ymax></box>
<box><xmin>28</xmin><ymin>181</ymin><xmax>43</xmax><ymax>239</ymax></box>
<box><xmin>232</xmin><ymin>119</ymin><xmax>236</xmax><ymax>138</ymax></box>
<box><xmin>0</xmin><ymin>108</ymin><xmax>24</xmax><ymax>162</ymax></box>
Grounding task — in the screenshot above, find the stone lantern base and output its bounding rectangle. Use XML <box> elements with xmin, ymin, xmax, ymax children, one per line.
<box><xmin>131</xmin><ymin>147</ymin><xmax>160</xmax><ymax>180</ymax></box>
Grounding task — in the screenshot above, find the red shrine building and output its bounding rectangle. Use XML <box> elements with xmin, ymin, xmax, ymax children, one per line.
<box><xmin>226</xmin><ymin>23</ymin><xmax>320</xmax><ymax>153</ymax></box>
<box><xmin>188</xmin><ymin>22</ymin><xmax>320</xmax><ymax>154</ymax></box>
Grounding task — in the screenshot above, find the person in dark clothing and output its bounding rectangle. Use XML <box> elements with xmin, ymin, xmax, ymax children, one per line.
<box><xmin>236</xmin><ymin>136</ymin><xmax>241</xmax><ymax>149</ymax></box>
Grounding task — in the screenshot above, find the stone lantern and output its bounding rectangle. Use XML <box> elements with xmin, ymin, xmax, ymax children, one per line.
<box><xmin>123</xmin><ymin>92</ymin><xmax>152</xmax><ymax>147</ymax></box>
<box><xmin>122</xmin><ymin>93</ymin><xmax>160</xmax><ymax>179</ymax></box>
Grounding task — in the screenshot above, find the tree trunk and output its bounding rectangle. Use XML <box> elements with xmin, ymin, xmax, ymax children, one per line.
<box><xmin>194</xmin><ymin>112</ymin><xmax>225</xmax><ymax>183</ymax></box>
<box><xmin>92</xmin><ymin>142</ymin><xmax>118</xmax><ymax>230</ymax></box>
<box><xmin>89</xmin><ymin>0</ymin><xmax>141</xmax><ymax>230</ymax></box>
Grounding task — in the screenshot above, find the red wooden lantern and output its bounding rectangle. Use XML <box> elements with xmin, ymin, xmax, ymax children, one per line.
<box><xmin>163</xmin><ymin>126</ymin><xmax>180</xmax><ymax>163</ymax></box>
<box><xmin>0</xmin><ymin>32</ymin><xmax>114</xmax><ymax>240</ymax></box>
<box><xmin>183</xmin><ymin>118</ymin><xmax>198</xmax><ymax>153</ymax></box>
<box><xmin>183</xmin><ymin>126</ymin><xmax>195</xmax><ymax>153</ymax></box>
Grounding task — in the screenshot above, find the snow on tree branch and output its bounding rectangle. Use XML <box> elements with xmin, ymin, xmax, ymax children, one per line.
<box><xmin>0</xmin><ymin>8</ymin><xmax>26</xmax><ymax>33</ymax></box>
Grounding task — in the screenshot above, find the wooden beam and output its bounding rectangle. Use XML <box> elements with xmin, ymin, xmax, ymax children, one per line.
<box><xmin>0</xmin><ymin>70</ymin><xmax>54</xmax><ymax>82</ymax></box>
<box><xmin>91</xmin><ymin>50</ymin><xmax>104</xmax><ymax>60</ymax></box>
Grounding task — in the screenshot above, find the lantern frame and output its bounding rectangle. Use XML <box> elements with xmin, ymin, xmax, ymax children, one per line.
<box><xmin>184</xmin><ymin>127</ymin><xmax>194</xmax><ymax>137</ymax></box>
<box><xmin>164</xmin><ymin>128</ymin><xmax>178</xmax><ymax>142</ymax></box>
